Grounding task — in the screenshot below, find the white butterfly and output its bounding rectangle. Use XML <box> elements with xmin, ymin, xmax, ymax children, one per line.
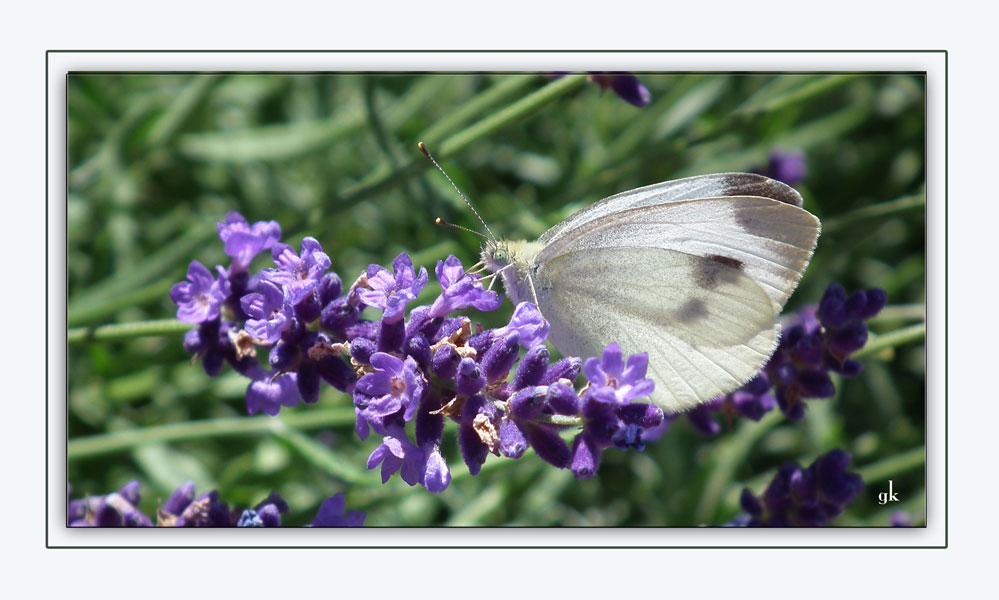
<box><xmin>479</xmin><ymin>173</ymin><xmax>820</xmax><ymax>414</ymax></box>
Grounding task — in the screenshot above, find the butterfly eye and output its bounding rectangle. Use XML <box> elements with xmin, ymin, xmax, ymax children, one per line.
<box><xmin>493</xmin><ymin>249</ymin><xmax>508</xmax><ymax>264</ymax></box>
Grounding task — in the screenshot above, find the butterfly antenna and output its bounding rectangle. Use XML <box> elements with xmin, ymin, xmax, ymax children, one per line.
<box><xmin>435</xmin><ymin>217</ymin><xmax>488</xmax><ymax>241</ymax></box>
<box><xmin>419</xmin><ymin>142</ymin><xmax>497</xmax><ymax>243</ymax></box>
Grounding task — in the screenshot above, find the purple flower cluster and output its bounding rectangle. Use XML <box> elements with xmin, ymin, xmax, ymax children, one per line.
<box><xmin>68</xmin><ymin>481</ymin><xmax>364</xmax><ymax>527</ymax></box>
<box><xmin>171</xmin><ymin>214</ymin><xmax>660</xmax><ymax>493</ymax></box>
<box><xmin>351</xmin><ymin>261</ymin><xmax>661</xmax><ymax>490</ymax></box>
<box><xmin>67</xmin><ymin>480</ymin><xmax>152</xmax><ymax>527</ymax></box>
<box><xmin>683</xmin><ymin>283</ymin><xmax>887</xmax><ymax>434</ymax></box>
<box><xmin>734</xmin><ymin>449</ymin><xmax>864</xmax><ymax>526</ymax></box>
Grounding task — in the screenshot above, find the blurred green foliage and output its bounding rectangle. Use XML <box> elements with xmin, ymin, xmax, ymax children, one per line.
<box><xmin>67</xmin><ymin>72</ymin><xmax>926</xmax><ymax>527</ymax></box>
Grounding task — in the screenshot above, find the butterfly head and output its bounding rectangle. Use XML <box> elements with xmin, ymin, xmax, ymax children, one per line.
<box><xmin>481</xmin><ymin>239</ymin><xmax>512</xmax><ymax>274</ymax></box>
<box><xmin>481</xmin><ymin>239</ymin><xmax>545</xmax><ymax>306</ymax></box>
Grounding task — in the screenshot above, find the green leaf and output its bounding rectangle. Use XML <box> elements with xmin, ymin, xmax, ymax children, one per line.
<box><xmin>271</xmin><ymin>426</ymin><xmax>373</xmax><ymax>485</ymax></box>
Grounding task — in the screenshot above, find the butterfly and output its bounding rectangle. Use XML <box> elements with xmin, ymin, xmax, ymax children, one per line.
<box><xmin>478</xmin><ymin>173</ymin><xmax>820</xmax><ymax>414</ymax></box>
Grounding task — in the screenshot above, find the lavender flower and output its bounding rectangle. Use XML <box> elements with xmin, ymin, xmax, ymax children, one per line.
<box><xmin>310</xmin><ymin>493</ymin><xmax>366</xmax><ymax>527</ymax></box>
<box><xmin>170</xmin><ymin>218</ymin><xmax>678</xmax><ymax>493</ymax></box>
<box><xmin>572</xmin><ymin>397</ymin><xmax>664</xmax><ymax>479</ymax></box>
<box><xmin>241</xmin><ymin>279</ymin><xmax>293</xmax><ymax>344</ymax></box>
<box><xmin>217</xmin><ymin>212</ymin><xmax>282</xmax><ymax>273</ymax></box>
<box><xmin>493</xmin><ymin>302</ymin><xmax>549</xmax><ymax>349</ymax></box>
<box><xmin>264</xmin><ymin>237</ymin><xmax>331</xmax><ymax>305</ymax></box>
<box><xmin>735</xmin><ymin>449</ymin><xmax>864</xmax><ymax>526</ymax></box>
<box><xmin>69</xmin><ymin>480</ymin><xmax>365</xmax><ymax>527</ymax></box>
<box><xmin>890</xmin><ymin>511</ymin><xmax>914</xmax><ymax>527</ymax></box>
<box><xmin>158</xmin><ymin>482</ymin><xmax>234</xmax><ymax>527</ymax></box>
<box><xmin>583</xmin><ymin>342</ymin><xmax>655</xmax><ymax>406</ymax></box>
<box><xmin>756</xmin><ymin>149</ymin><xmax>808</xmax><ymax>187</ymax></box>
<box><xmin>68</xmin><ymin>480</ymin><xmax>152</xmax><ymax>527</ymax></box>
<box><xmin>235</xmin><ymin>492</ymin><xmax>289</xmax><ymax>527</ymax></box>
<box><xmin>245</xmin><ymin>367</ymin><xmax>300</xmax><ymax>416</ymax></box>
<box><xmin>427</xmin><ymin>254</ymin><xmax>502</xmax><ymax>319</ymax></box>
<box><xmin>170</xmin><ymin>261</ymin><xmax>229</xmax><ymax>324</ymax></box>
<box><xmin>353</xmin><ymin>353</ymin><xmax>425</xmax><ymax>437</ymax></box>
<box><xmin>357</xmin><ymin>253</ymin><xmax>428</xmax><ymax>323</ymax></box>
<box><xmin>587</xmin><ymin>72</ymin><xmax>652</xmax><ymax>107</ymax></box>
<box><xmin>367</xmin><ymin>425</ymin><xmax>428</xmax><ymax>487</ymax></box>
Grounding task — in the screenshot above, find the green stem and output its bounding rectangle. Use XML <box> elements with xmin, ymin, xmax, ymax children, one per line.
<box><xmin>822</xmin><ymin>192</ymin><xmax>925</xmax><ymax>233</ymax></box>
<box><xmin>869</xmin><ymin>304</ymin><xmax>925</xmax><ymax>324</ymax></box>
<box><xmin>695</xmin><ymin>411</ymin><xmax>784</xmax><ymax>523</ymax></box>
<box><xmin>853</xmin><ymin>323</ymin><xmax>926</xmax><ymax>359</ymax></box>
<box><xmin>337</xmin><ymin>74</ymin><xmax>587</xmax><ymax>205</ymax></box>
<box><xmin>855</xmin><ymin>446</ymin><xmax>925</xmax><ymax>482</ymax></box>
<box><xmin>418</xmin><ymin>75</ymin><xmax>539</xmax><ymax>146</ymax></box>
<box><xmin>271</xmin><ymin>425</ymin><xmax>372</xmax><ymax>484</ymax></box>
<box><xmin>68</xmin><ymin>221</ymin><xmax>217</xmax><ymax>326</ymax></box>
<box><xmin>67</xmin><ymin>278</ymin><xmax>177</xmax><ymax>332</ymax></box>
<box><xmin>145</xmin><ymin>75</ymin><xmax>221</xmax><ymax>148</ymax></box>
<box><xmin>68</xmin><ymin>407</ymin><xmax>356</xmax><ymax>459</ymax></box>
<box><xmin>436</xmin><ymin>74</ymin><xmax>586</xmax><ymax>159</ymax></box>
<box><xmin>67</xmin><ymin>318</ymin><xmax>191</xmax><ymax>344</ymax></box>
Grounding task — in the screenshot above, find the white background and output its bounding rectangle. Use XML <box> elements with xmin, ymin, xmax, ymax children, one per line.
<box><xmin>6</xmin><ymin>1</ymin><xmax>991</xmax><ymax>597</ymax></box>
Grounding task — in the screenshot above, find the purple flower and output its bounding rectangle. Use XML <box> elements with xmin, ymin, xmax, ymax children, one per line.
<box><xmin>353</xmin><ymin>353</ymin><xmax>425</xmax><ymax>436</ymax></box>
<box><xmin>310</xmin><ymin>493</ymin><xmax>366</xmax><ymax>527</ymax></box>
<box><xmin>571</xmin><ymin>434</ymin><xmax>601</xmax><ymax>479</ymax></box>
<box><xmin>264</xmin><ymin>237</ymin><xmax>331</xmax><ymax>305</ymax></box>
<box><xmin>458</xmin><ymin>394</ymin><xmax>501</xmax><ymax>474</ymax></box>
<box><xmin>588</xmin><ymin>72</ymin><xmax>652</xmax><ymax>107</ymax></box>
<box><xmin>71</xmin><ymin>480</ymin><xmax>352</xmax><ymax>527</ymax></box>
<box><xmin>357</xmin><ymin>253</ymin><xmax>428</xmax><ymax>323</ymax></box>
<box><xmin>170</xmin><ymin>261</ymin><xmax>229</xmax><ymax>324</ymax></box>
<box><xmin>241</xmin><ymin>279</ymin><xmax>293</xmax><ymax>344</ymax></box>
<box><xmin>217</xmin><ymin>212</ymin><xmax>282</xmax><ymax>272</ymax></box>
<box><xmin>492</xmin><ymin>302</ymin><xmax>549</xmax><ymax>349</ymax></box>
<box><xmin>68</xmin><ymin>480</ymin><xmax>153</xmax><ymax>527</ymax></box>
<box><xmin>582</xmin><ymin>343</ymin><xmax>655</xmax><ymax>405</ymax></box>
<box><xmin>428</xmin><ymin>255</ymin><xmax>502</xmax><ymax>318</ymax></box>
<box><xmin>735</xmin><ymin>449</ymin><xmax>864</xmax><ymax>526</ymax></box>
<box><xmin>420</xmin><ymin>443</ymin><xmax>451</xmax><ymax>494</ymax></box>
<box><xmin>245</xmin><ymin>368</ymin><xmax>300</xmax><ymax>416</ymax></box>
<box><xmin>573</xmin><ymin>400</ymin><xmax>664</xmax><ymax>479</ymax></box>
<box><xmin>367</xmin><ymin>425</ymin><xmax>426</xmax><ymax>486</ymax></box>
<box><xmin>235</xmin><ymin>493</ymin><xmax>288</xmax><ymax>527</ymax></box>
<box><xmin>764</xmin><ymin>149</ymin><xmax>808</xmax><ymax>187</ymax></box>
<box><xmin>891</xmin><ymin>511</ymin><xmax>913</xmax><ymax>527</ymax></box>
<box><xmin>159</xmin><ymin>485</ymin><xmax>233</xmax><ymax>527</ymax></box>
<box><xmin>685</xmin><ymin>397</ymin><xmax>725</xmax><ymax>436</ymax></box>
<box><xmin>183</xmin><ymin>318</ymin><xmax>227</xmax><ymax>376</ymax></box>
<box><xmin>524</xmin><ymin>422</ymin><xmax>571</xmax><ymax>468</ymax></box>
<box><xmin>366</xmin><ymin>425</ymin><xmax>452</xmax><ymax>493</ymax></box>
<box><xmin>730</xmin><ymin>384</ymin><xmax>777</xmax><ymax>421</ymax></box>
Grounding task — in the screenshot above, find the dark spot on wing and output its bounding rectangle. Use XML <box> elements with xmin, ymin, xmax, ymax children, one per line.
<box><xmin>707</xmin><ymin>254</ymin><xmax>743</xmax><ymax>270</ymax></box>
<box><xmin>721</xmin><ymin>173</ymin><xmax>803</xmax><ymax>207</ymax></box>
<box><xmin>733</xmin><ymin>202</ymin><xmax>784</xmax><ymax>240</ymax></box>
<box><xmin>695</xmin><ymin>254</ymin><xmax>744</xmax><ymax>289</ymax></box>
<box><xmin>676</xmin><ymin>298</ymin><xmax>707</xmax><ymax>322</ymax></box>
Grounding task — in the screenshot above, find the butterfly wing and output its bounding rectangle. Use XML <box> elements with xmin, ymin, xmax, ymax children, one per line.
<box><xmin>539</xmin><ymin>173</ymin><xmax>806</xmax><ymax>252</ymax></box>
<box><xmin>537</xmin><ymin>195</ymin><xmax>820</xmax><ymax>313</ymax></box>
<box><xmin>536</xmin><ymin>245</ymin><xmax>779</xmax><ymax>413</ymax></box>
<box><xmin>533</xmin><ymin>193</ymin><xmax>819</xmax><ymax>413</ymax></box>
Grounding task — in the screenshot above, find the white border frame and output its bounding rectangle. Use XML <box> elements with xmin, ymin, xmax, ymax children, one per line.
<box><xmin>48</xmin><ymin>50</ymin><xmax>944</xmax><ymax>548</ymax></box>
